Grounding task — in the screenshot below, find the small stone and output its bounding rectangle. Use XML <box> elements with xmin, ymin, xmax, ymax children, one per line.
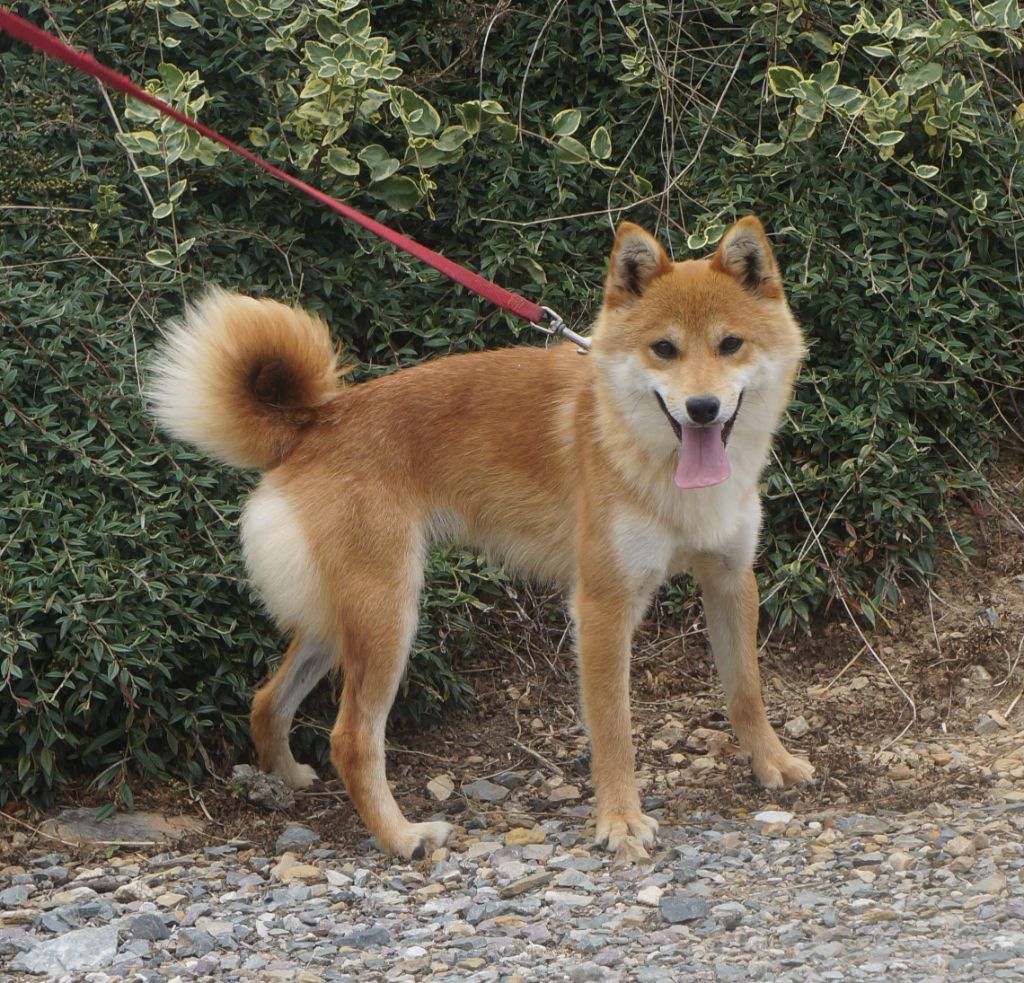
<box><xmin>11</xmin><ymin>925</ymin><xmax>119</xmax><ymax>975</ymax></box>
<box><xmin>505</xmin><ymin>828</ymin><xmax>546</xmax><ymax>846</ymax></box>
<box><xmin>272</xmin><ymin>854</ymin><xmax>322</xmax><ymax>882</ymax></box>
<box><xmin>463</xmin><ymin>778</ymin><xmax>509</xmax><ymax>802</ymax></box>
<box><xmin>660</xmin><ymin>895</ymin><xmax>709</xmax><ymax>924</ymax></box>
<box><xmin>338</xmin><ymin>926</ymin><xmax>393</xmax><ymax>949</ymax></box>
<box><xmin>753</xmin><ymin>810</ymin><xmax>794</xmax><ymax>826</ymax></box>
<box><xmin>128</xmin><ymin>913</ymin><xmax>170</xmax><ymax>941</ymax></box>
<box><xmin>932</xmin><ymin>752</ymin><xmax>952</xmax><ymax>767</ymax></box>
<box><xmin>500</xmin><ymin>870</ymin><xmax>555</xmax><ymax>898</ymax></box>
<box><xmin>712</xmin><ymin>902</ymin><xmax>746</xmax><ymax>930</ymax></box>
<box><xmin>945</xmin><ymin>835</ymin><xmax>975</xmax><ymax>858</ymax></box>
<box><xmin>567</xmin><ymin>962</ymin><xmax>607</xmax><ymax>982</ymax></box>
<box><xmin>889</xmin><ymin>763</ymin><xmax>913</xmax><ymax>782</ymax></box>
<box><xmin>948</xmin><ymin>855</ymin><xmax>975</xmax><ymax>874</ymax></box>
<box><xmin>968</xmin><ymin>664</ymin><xmax>994</xmax><ymax>687</ymax></box>
<box><xmin>976</xmin><ymin>710</ymin><xmax>1009</xmax><ymax>735</ymax></box>
<box><xmin>544</xmin><ymin>890</ymin><xmax>592</xmax><ymax>908</ymax></box>
<box><xmin>39</xmin><ymin>807</ymin><xmax>203</xmax><ymax>845</ymax></box>
<box><xmin>176</xmin><ymin>928</ymin><xmax>215</xmax><ymax>957</ymax></box>
<box><xmin>888</xmin><ymin>850</ymin><xmax>912</xmax><ymax>872</ymax></box>
<box><xmin>974</xmin><ymin>872</ymin><xmax>1008</xmax><ymax>894</ymax></box>
<box><xmin>548</xmin><ymin>784</ymin><xmax>581</xmax><ymax>802</ymax></box>
<box><xmin>715</xmin><ymin>964</ymin><xmax>748</xmax><ymax>982</ymax></box>
<box><xmin>35</xmin><ymin>911</ymin><xmax>70</xmax><ymax>933</ymax></box>
<box><xmin>784</xmin><ymin>716</ymin><xmax>810</xmax><ymax>739</ymax></box>
<box><xmin>494</xmin><ymin>771</ymin><xmax>528</xmax><ymax>789</ymax></box>
<box><xmin>0</xmin><ymin>886</ymin><xmax>31</xmax><ymax>908</ymax></box>
<box><xmin>427</xmin><ymin>775</ymin><xmax>455</xmax><ymax>802</ymax></box>
<box><xmin>230</xmin><ymin>764</ymin><xmax>296</xmax><ymax>810</ymax></box>
<box><xmin>523</xmin><ymin>844</ymin><xmax>554</xmax><ymax>861</ymax></box>
<box><xmin>637</xmin><ymin>885</ymin><xmax>664</xmax><ymax>906</ymax></box>
<box><xmin>275</xmin><ymin>823</ymin><xmax>318</xmax><ymax>854</ymax></box>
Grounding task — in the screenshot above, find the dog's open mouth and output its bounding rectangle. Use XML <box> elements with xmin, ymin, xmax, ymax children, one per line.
<box><xmin>655</xmin><ymin>391</ymin><xmax>744</xmax><ymax>490</ymax></box>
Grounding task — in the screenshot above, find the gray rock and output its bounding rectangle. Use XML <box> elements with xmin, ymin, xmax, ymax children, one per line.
<box><xmin>659</xmin><ymin>895</ymin><xmax>710</xmax><ymax>924</ymax></box>
<box><xmin>715</xmin><ymin>963</ymin><xmax>749</xmax><ymax>982</ymax></box>
<box><xmin>463</xmin><ymin>778</ymin><xmax>510</xmax><ymax>802</ymax></box>
<box><xmin>0</xmin><ymin>885</ymin><xmax>32</xmax><ymax>908</ymax></box>
<box><xmin>554</xmin><ymin>868</ymin><xmax>596</xmax><ymax>891</ymax></box>
<box><xmin>494</xmin><ymin>770</ymin><xmax>528</xmax><ymax>789</ymax></box>
<box><xmin>34</xmin><ymin>911</ymin><xmax>71</xmax><ymax>934</ymax></box>
<box><xmin>550</xmin><ymin>854</ymin><xmax>604</xmax><ymax>872</ymax></box>
<box><xmin>337</xmin><ymin>926</ymin><xmax>393</xmax><ymax>949</ymax></box>
<box><xmin>843</xmin><ymin>815</ymin><xmax>892</xmax><ymax>835</ymax></box>
<box><xmin>712</xmin><ymin>901</ymin><xmax>746</xmax><ymax>930</ymax></box>
<box><xmin>33</xmin><ymin>866</ymin><xmax>70</xmax><ymax>886</ymax></box>
<box><xmin>176</xmin><ymin>928</ymin><xmax>216</xmax><ymax>957</ymax></box>
<box><xmin>500</xmin><ymin>870</ymin><xmax>555</xmax><ymax>899</ymax></box>
<box><xmin>567</xmin><ymin>962</ymin><xmax>608</xmax><ymax>982</ymax></box>
<box><xmin>230</xmin><ymin>763</ymin><xmax>296</xmax><ymax>810</ymax></box>
<box><xmin>39</xmin><ymin>807</ymin><xmax>201</xmax><ymax>845</ymax></box>
<box><xmin>204</xmin><ymin>844</ymin><xmax>238</xmax><ymax>857</ymax></box>
<box><xmin>9</xmin><ymin>925</ymin><xmax>119</xmax><ymax>975</ymax></box>
<box><xmin>275</xmin><ymin>823</ymin><xmax>319</xmax><ymax>853</ymax></box>
<box><xmin>129</xmin><ymin>913</ymin><xmax>170</xmax><ymax>941</ymax></box>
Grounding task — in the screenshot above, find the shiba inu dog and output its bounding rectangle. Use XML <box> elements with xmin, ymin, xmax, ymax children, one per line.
<box><xmin>150</xmin><ymin>216</ymin><xmax>814</xmax><ymax>859</ymax></box>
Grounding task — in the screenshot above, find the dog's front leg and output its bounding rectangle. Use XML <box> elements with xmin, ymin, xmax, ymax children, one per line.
<box><xmin>574</xmin><ymin>584</ymin><xmax>658</xmax><ymax>850</ymax></box>
<box><xmin>691</xmin><ymin>553</ymin><xmax>814</xmax><ymax>788</ymax></box>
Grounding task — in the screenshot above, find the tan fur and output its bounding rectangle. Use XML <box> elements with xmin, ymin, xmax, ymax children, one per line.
<box><xmin>151</xmin><ymin>216</ymin><xmax>814</xmax><ymax>859</ymax></box>
<box><xmin>148</xmin><ymin>287</ymin><xmax>344</xmax><ymax>469</ymax></box>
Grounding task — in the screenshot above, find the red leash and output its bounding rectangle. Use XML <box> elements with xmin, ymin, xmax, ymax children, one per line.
<box><xmin>0</xmin><ymin>8</ymin><xmax>588</xmax><ymax>345</ymax></box>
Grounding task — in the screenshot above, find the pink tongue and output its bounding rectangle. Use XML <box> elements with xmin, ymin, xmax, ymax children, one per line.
<box><xmin>674</xmin><ymin>424</ymin><xmax>730</xmax><ymax>489</ymax></box>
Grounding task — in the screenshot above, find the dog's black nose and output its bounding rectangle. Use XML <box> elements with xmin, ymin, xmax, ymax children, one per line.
<box><xmin>685</xmin><ymin>395</ymin><xmax>720</xmax><ymax>425</ymax></box>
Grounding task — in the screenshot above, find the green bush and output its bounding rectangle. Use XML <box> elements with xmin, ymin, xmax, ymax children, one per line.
<box><xmin>1</xmin><ymin>0</ymin><xmax>1021</xmax><ymax>806</ymax></box>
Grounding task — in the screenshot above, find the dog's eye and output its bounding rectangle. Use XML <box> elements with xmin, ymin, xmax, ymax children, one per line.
<box><xmin>651</xmin><ymin>340</ymin><xmax>677</xmax><ymax>359</ymax></box>
<box><xmin>719</xmin><ymin>336</ymin><xmax>744</xmax><ymax>355</ymax></box>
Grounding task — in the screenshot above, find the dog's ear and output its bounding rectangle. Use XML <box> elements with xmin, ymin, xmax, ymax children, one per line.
<box><xmin>710</xmin><ymin>216</ymin><xmax>782</xmax><ymax>300</ymax></box>
<box><xmin>604</xmin><ymin>222</ymin><xmax>673</xmax><ymax>308</ymax></box>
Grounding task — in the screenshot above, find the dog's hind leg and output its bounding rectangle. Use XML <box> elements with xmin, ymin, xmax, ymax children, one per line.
<box><xmin>326</xmin><ymin>525</ymin><xmax>452</xmax><ymax>860</ymax></box>
<box><xmin>250</xmin><ymin>634</ymin><xmax>333</xmax><ymax>789</ymax></box>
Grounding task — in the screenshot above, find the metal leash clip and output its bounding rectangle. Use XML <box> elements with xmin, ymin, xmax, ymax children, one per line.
<box><xmin>530</xmin><ymin>306</ymin><xmax>591</xmax><ymax>353</ymax></box>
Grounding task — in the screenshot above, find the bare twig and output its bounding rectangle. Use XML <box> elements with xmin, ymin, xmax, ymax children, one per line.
<box><xmin>771</xmin><ymin>449</ymin><xmax>918</xmax><ymax>750</ymax></box>
<box><xmin>509</xmin><ymin>737</ymin><xmax>565</xmax><ymax>777</ymax></box>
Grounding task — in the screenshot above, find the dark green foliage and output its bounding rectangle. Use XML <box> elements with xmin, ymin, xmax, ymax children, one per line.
<box><xmin>1</xmin><ymin>0</ymin><xmax>1021</xmax><ymax>805</ymax></box>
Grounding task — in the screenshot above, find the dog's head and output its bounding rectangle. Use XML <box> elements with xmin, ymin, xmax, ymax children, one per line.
<box><xmin>591</xmin><ymin>217</ymin><xmax>805</xmax><ymax>489</ymax></box>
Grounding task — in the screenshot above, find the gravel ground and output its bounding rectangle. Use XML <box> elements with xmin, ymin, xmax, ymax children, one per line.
<box><xmin>4</xmin><ymin>792</ymin><xmax>1024</xmax><ymax>983</ymax></box>
<box><xmin>3</xmin><ymin>481</ymin><xmax>1020</xmax><ymax>981</ymax></box>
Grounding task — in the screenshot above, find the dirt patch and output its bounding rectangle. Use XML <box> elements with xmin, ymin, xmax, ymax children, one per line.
<box><xmin>4</xmin><ymin>458</ymin><xmax>1022</xmax><ymax>864</ymax></box>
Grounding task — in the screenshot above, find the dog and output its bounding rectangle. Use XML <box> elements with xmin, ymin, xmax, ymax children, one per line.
<box><xmin>149</xmin><ymin>216</ymin><xmax>814</xmax><ymax>859</ymax></box>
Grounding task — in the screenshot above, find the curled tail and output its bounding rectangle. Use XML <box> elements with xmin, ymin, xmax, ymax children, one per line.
<box><xmin>148</xmin><ymin>288</ymin><xmax>343</xmax><ymax>469</ymax></box>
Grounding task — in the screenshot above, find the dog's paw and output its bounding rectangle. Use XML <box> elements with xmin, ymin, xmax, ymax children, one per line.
<box><xmin>386</xmin><ymin>821</ymin><xmax>453</xmax><ymax>861</ymax></box>
<box><xmin>277</xmin><ymin>761</ymin><xmax>320</xmax><ymax>790</ymax></box>
<box><xmin>595</xmin><ymin>810</ymin><xmax>659</xmax><ymax>852</ymax></box>
<box><xmin>752</xmin><ymin>751</ymin><xmax>815</xmax><ymax>789</ymax></box>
